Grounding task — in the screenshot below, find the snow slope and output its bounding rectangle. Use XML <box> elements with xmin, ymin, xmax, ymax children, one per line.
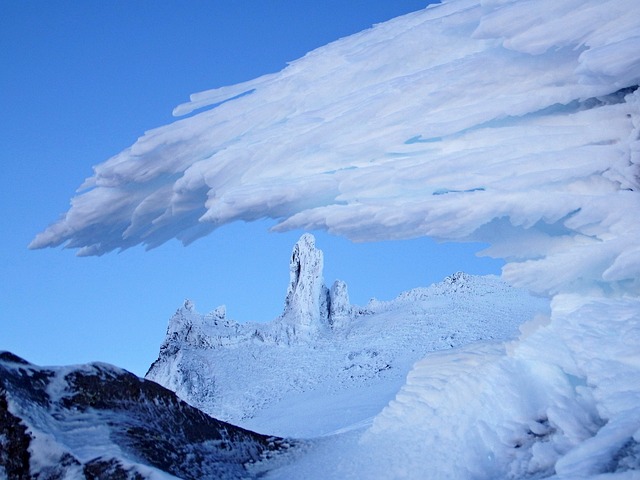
<box><xmin>269</xmin><ymin>295</ymin><xmax>640</xmax><ymax>480</ymax></box>
<box><xmin>147</xmin><ymin>234</ymin><xmax>548</xmax><ymax>438</ymax></box>
<box><xmin>31</xmin><ymin>0</ymin><xmax>640</xmax><ymax>477</ymax></box>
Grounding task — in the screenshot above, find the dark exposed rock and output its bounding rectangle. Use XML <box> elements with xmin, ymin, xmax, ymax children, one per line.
<box><xmin>0</xmin><ymin>352</ymin><xmax>31</xmax><ymax>365</ymax></box>
<box><xmin>0</xmin><ymin>352</ymin><xmax>290</xmax><ymax>479</ymax></box>
<box><xmin>83</xmin><ymin>458</ymin><xmax>146</xmax><ymax>480</ymax></box>
<box><xmin>0</xmin><ymin>386</ymin><xmax>32</xmax><ymax>480</ymax></box>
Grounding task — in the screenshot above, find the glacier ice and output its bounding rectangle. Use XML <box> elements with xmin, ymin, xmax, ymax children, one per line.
<box><xmin>29</xmin><ymin>0</ymin><xmax>640</xmax><ymax>477</ymax></box>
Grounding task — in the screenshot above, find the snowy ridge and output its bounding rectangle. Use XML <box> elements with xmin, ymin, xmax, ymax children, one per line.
<box><xmin>0</xmin><ymin>352</ymin><xmax>288</xmax><ymax>479</ymax></box>
<box><xmin>146</xmin><ymin>235</ymin><xmax>548</xmax><ymax>437</ymax></box>
<box><xmin>150</xmin><ymin>234</ymin><xmax>351</xmax><ymax>355</ymax></box>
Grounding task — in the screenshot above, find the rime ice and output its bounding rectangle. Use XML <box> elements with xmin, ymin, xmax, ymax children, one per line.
<box><xmin>28</xmin><ymin>0</ymin><xmax>640</xmax><ymax>477</ymax></box>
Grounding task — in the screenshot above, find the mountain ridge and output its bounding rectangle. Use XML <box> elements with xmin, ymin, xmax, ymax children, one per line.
<box><xmin>146</xmin><ymin>234</ymin><xmax>548</xmax><ymax>437</ymax></box>
<box><xmin>0</xmin><ymin>351</ymin><xmax>289</xmax><ymax>480</ymax></box>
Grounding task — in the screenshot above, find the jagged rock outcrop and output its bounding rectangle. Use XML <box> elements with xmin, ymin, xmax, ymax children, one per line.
<box><xmin>0</xmin><ymin>351</ymin><xmax>288</xmax><ymax>479</ymax></box>
<box><xmin>328</xmin><ymin>279</ymin><xmax>352</xmax><ymax>328</ymax></box>
<box><xmin>277</xmin><ymin>233</ymin><xmax>341</xmax><ymax>342</ymax></box>
<box><xmin>146</xmin><ymin>234</ymin><xmax>355</xmax><ymax>411</ymax></box>
<box><xmin>151</xmin><ymin>234</ymin><xmax>353</xmax><ymax>354</ymax></box>
<box><xmin>159</xmin><ymin>300</ymin><xmax>238</xmax><ymax>354</ymax></box>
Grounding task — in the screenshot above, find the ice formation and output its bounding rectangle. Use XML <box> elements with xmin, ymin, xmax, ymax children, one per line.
<box><xmin>30</xmin><ymin>0</ymin><xmax>640</xmax><ymax>477</ymax></box>
<box><xmin>280</xmin><ymin>233</ymin><xmax>330</xmax><ymax>341</ymax></box>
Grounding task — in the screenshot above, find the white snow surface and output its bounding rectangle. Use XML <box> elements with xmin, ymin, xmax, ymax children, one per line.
<box><xmin>32</xmin><ymin>0</ymin><xmax>640</xmax><ymax>477</ymax></box>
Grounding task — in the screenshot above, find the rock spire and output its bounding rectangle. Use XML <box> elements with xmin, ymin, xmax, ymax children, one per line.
<box><xmin>276</xmin><ymin>233</ymin><xmax>354</xmax><ymax>342</ymax></box>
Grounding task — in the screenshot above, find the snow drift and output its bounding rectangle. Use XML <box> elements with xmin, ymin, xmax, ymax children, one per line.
<box><xmin>30</xmin><ymin>0</ymin><xmax>640</xmax><ymax>477</ymax></box>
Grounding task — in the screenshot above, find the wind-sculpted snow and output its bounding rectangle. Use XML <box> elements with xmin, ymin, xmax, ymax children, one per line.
<box><xmin>30</xmin><ymin>0</ymin><xmax>640</xmax><ymax>298</ymax></box>
<box><xmin>327</xmin><ymin>295</ymin><xmax>640</xmax><ymax>479</ymax></box>
<box><xmin>28</xmin><ymin>0</ymin><xmax>640</xmax><ymax>477</ymax></box>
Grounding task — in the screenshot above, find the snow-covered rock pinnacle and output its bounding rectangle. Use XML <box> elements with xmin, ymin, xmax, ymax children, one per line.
<box><xmin>329</xmin><ymin>280</ymin><xmax>352</xmax><ymax>328</ymax></box>
<box><xmin>278</xmin><ymin>233</ymin><xmax>332</xmax><ymax>342</ymax></box>
<box><xmin>150</xmin><ymin>234</ymin><xmax>353</xmax><ymax>364</ymax></box>
<box><xmin>283</xmin><ymin>234</ymin><xmax>325</xmax><ymax>318</ymax></box>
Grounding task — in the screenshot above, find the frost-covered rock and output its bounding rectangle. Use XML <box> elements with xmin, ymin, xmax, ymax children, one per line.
<box><xmin>0</xmin><ymin>352</ymin><xmax>288</xmax><ymax>480</ymax></box>
<box><xmin>147</xmin><ymin>301</ymin><xmax>244</xmax><ymax>409</ymax></box>
<box><xmin>277</xmin><ymin>233</ymin><xmax>331</xmax><ymax>342</ymax></box>
<box><xmin>329</xmin><ymin>280</ymin><xmax>352</xmax><ymax>327</ymax></box>
<box><xmin>159</xmin><ymin>300</ymin><xmax>239</xmax><ymax>353</ymax></box>
<box><xmin>148</xmin><ymin>234</ymin><xmax>360</xmax><ymax>412</ymax></box>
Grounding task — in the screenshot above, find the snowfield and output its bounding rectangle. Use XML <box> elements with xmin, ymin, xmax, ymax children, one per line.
<box><xmin>30</xmin><ymin>0</ymin><xmax>640</xmax><ymax>477</ymax></box>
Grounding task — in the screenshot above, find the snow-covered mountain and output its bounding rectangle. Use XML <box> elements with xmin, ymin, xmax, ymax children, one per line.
<box><xmin>28</xmin><ymin>0</ymin><xmax>640</xmax><ymax>477</ymax></box>
<box><xmin>147</xmin><ymin>234</ymin><xmax>548</xmax><ymax>438</ymax></box>
<box><xmin>0</xmin><ymin>351</ymin><xmax>289</xmax><ymax>479</ymax></box>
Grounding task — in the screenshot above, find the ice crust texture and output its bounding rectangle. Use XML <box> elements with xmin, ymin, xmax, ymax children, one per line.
<box><xmin>29</xmin><ymin>0</ymin><xmax>640</xmax><ymax>300</ymax></box>
<box><xmin>29</xmin><ymin>0</ymin><xmax>640</xmax><ymax>478</ymax></box>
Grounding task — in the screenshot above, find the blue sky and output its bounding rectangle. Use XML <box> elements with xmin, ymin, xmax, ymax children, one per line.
<box><xmin>1</xmin><ymin>1</ymin><xmax>502</xmax><ymax>376</ymax></box>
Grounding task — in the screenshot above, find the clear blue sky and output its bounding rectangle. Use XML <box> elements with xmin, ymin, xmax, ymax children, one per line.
<box><xmin>1</xmin><ymin>1</ymin><xmax>502</xmax><ymax>376</ymax></box>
